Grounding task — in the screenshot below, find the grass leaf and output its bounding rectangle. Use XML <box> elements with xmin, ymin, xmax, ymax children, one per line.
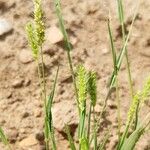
<box><xmin>80</xmin><ymin>137</ymin><xmax>89</xmax><ymax>150</ymax></box>
<box><xmin>108</xmin><ymin>4</ymin><xmax>139</xmax><ymax>88</ymax></box>
<box><xmin>45</xmin><ymin>65</ymin><xmax>59</xmax><ymax>150</ymax></box>
<box><xmin>107</xmin><ymin>19</ymin><xmax>117</xmax><ymax>75</ymax></box>
<box><xmin>0</xmin><ymin>127</ymin><xmax>10</xmax><ymax>148</ymax></box>
<box><xmin>121</xmin><ymin>115</ymin><xmax>150</xmax><ymax>150</ymax></box>
<box><xmin>54</xmin><ymin>0</ymin><xmax>72</xmax><ymax>51</ymax></box>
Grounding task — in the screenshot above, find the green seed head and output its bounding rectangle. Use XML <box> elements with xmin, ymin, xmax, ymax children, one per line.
<box><xmin>33</xmin><ymin>0</ymin><xmax>45</xmax><ymax>46</ymax></box>
<box><xmin>26</xmin><ymin>22</ymin><xmax>38</xmax><ymax>59</ymax></box>
<box><xmin>127</xmin><ymin>76</ymin><xmax>150</xmax><ymax>124</ymax></box>
<box><xmin>88</xmin><ymin>71</ymin><xmax>97</xmax><ymax>107</ymax></box>
<box><xmin>141</xmin><ymin>76</ymin><xmax>150</xmax><ymax>103</ymax></box>
<box><xmin>76</xmin><ymin>65</ymin><xmax>88</xmax><ymax>112</ymax></box>
<box><xmin>127</xmin><ymin>92</ymin><xmax>140</xmax><ymax>124</ymax></box>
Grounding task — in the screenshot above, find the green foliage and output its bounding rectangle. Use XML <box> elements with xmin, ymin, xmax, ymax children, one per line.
<box><xmin>121</xmin><ymin>115</ymin><xmax>150</xmax><ymax>150</ymax></box>
<box><xmin>54</xmin><ymin>0</ymin><xmax>72</xmax><ymax>51</ymax></box>
<box><xmin>80</xmin><ymin>137</ymin><xmax>89</xmax><ymax>150</ymax></box>
<box><xmin>108</xmin><ymin>2</ymin><xmax>138</xmax><ymax>88</ymax></box>
<box><xmin>108</xmin><ymin>19</ymin><xmax>117</xmax><ymax>75</ymax></box>
<box><xmin>121</xmin><ymin>126</ymin><xmax>145</xmax><ymax>150</ymax></box>
<box><xmin>0</xmin><ymin>127</ymin><xmax>10</xmax><ymax>149</ymax></box>
<box><xmin>45</xmin><ymin>66</ymin><xmax>59</xmax><ymax>150</ymax></box>
<box><xmin>54</xmin><ymin>0</ymin><xmax>79</xmax><ymax>114</ymax></box>
<box><xmin>117</xmin><ymin>0</ymin><xmax>125</xmax><ymax>25</ymax></box>
<box><xmin>24</xmin><ymin>0</ymin><xmax>150</xmax><ymax>150</ymax></box>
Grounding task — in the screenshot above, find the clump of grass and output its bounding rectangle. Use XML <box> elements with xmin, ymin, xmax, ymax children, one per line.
<box><xmin>117</xmin><ymin>76</ymin><xmax>150</xmax><ymax>149</ymax></box>
<box><xmin>0</xmin><ymin>0</ymin><xmax>149</xmax><ymax>149</ymax></box>
<box><xmin>24</xmin><ymin>0</ymin><xmax>150</xmax><ymax>150</ymax></box>
<box><xmin>26</xmin><ymin>0</ymin><xmax>52</xmax><ymax>149</ymax></box>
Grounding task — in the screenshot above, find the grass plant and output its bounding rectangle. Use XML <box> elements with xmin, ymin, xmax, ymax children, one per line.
<box><xmin>1</xmin><ymin>0</ymin><xmax>149</xmax><ymax>150</ymax></box>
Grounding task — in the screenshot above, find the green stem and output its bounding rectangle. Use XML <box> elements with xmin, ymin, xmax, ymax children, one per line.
<box><xmin>121</xmin><ymin>22</ymin><xmax>134</xmax><ymax>99</ymax></box>
<box><xmin>90</xmin><ymin>88</ymin><xmax>112</xmax><ymax>145</ymax></box>
<box><xmin>37</xmin><ymin>46</ymin><xmax>49</xmax><ymax>150</ymax></box>
<box><xmin>93</xmin><ymin>107</ymin><xmax>97</xmax><ymax>150</ymax></box>
<box><xmin>116</xmin><ymin>77</ymin><xmax>121</xmax><ymax>140</ymax></box>
<box><xmin>54</xmin><ymin>0</ymin><xmax>79</xmax><ymax>113</ymax></box>
<box><xmin>117</xmin><ymin>123</ymin><xmax>130</xmax><ymax>149</ymax></box>
<box><xmin>134</xmin><ymin>101</ymin><xmax>140</xmax><ymax>130</ymax></box>
<box><xmin>79</xmin><ymin>107</ymin><xmax>86</xmax><ymax>150</ymax></box>
<box><xmin>87</xmin><ymin>104</ymin><xmax>92</xmax><ymax>142</ymax></box>
<box><xmin>67</xmin><ymin>50</ymin><xmax>79</xmax><ymax>111</ymax></box>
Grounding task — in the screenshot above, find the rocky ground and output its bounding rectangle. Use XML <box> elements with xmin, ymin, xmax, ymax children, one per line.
<box><xmin>0</xmin><ymin>0</ymin><xmax>150</xmax><ymax>149</ymax></box>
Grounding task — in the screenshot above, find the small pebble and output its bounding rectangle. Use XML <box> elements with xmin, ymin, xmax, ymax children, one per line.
<box><xmin>107</xmin><ymin>100</ymin><xmax>117</xmax><ymax>109</ymax></box>
<box><xmin>7</xmin><ymin>129</ymin><xmax>19</xmax><ymax>143</ymax></box>
<box><xmin>102</xmin><ymin>48</ymin><xmax>109</xmax><ymax>55</ymax></box>
<box><xmin>46</xmin><ymin>26</ymin><xmax>63</xmax><ymax>44</ymax></box>
<box><xmin>0</xmin><ymin>18</ymin><xmax>13</xmax><ymax>36</ymax></box>
<box><xmin>12</xmin><ymin>79</ymin><xmax>24</xmax><ymax>88</ymax></box>
<box><xmin>19</xmin><ymin>134</ymin><xmax>38</xmax><ymax>147</ymax></box>
<box><xmin>22</xmin><ymin>112</ymin><xmax>30</xmax><ymax>118</ymax></box>
<box><xmin>24</xmin><ymin>79</ymin><xmax>31</xmax><ymax>86</ymax></box>
<box><xmin>18</xmin><ymin>49</ymin><xmax>33</xmax><ymax>64</ymax></box>
<box><xmin>35</xmin><ymin>131</ymin><xmax>44</xmax><ymax>142</ymax></box>
<box><xmin>34</xmin><ymin>109</ymin><xmax>42</xmax><ymax>118</ymax></box>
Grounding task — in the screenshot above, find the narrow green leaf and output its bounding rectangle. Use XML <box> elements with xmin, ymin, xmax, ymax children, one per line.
<box><xmin>80</xmin><ymin>137</ymin><xmax>89</xmax><ymax>150</ymax></box>
<box><xmin>121</xmin><ymin>119</ymin><xmax>150</xmax><ymax>150</ymax></box>
<box><xmin>0</xmin><ymin>127</ymin><xmax>10</xmax><ymax>148</ymax></box>
<box><xmin>107</xmin><ymin>19</ymin><xmax>117</xmax><ymax>75</ymax></box>
<box><xmin>54</xmin><ymin>0</ymin><xmax>72</xmax><ymax>51</ymax></box>
<box><xmin>46</xmin><ymin>65</ymin><xmax>59</xmax><ymax>150</ymax></box>
<box><xmin>117</xmin><ymin>0</ymin><xmax>124</xmax><ymax>24</ymax></box>
<box><xmin>108</xmin><ymin>4</ymin><xmax>139</xmax><ymax>88</ymax></box>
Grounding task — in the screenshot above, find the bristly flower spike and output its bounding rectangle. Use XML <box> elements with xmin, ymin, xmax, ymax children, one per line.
<box><xmin>33</xmin><ymin>0</ymin><xmax>45</xmax><ymax>46</ymax></box>
<box><xmin>76</xmin><ymin>65</ymin><xmax>88</xmax><ymax>112</ymax></box>
<box><xmin>26</xmin><ymin>22</ymin><xmax>38</xmax><ymax>59</ymax></box>
<box><xmin>127</xmin><ymin>92</ymin><xmax>140</xmax><ymax>124</ymax></box>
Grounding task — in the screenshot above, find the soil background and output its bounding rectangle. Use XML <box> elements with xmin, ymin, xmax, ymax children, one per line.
<box><xmin>0</xmin><ymin>0</ymin><xmax>150</xmax><ymax>150</ymax></box>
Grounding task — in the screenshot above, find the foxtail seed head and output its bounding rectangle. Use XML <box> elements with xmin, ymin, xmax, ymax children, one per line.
<box><xmin>26</xmin><ymin>22</ymin><xmax>38</xmax><ymax>59</ymax></box>
<box><xmin>127</xmin><ymin>92</ymin><xmax>140</xmax><ymax>124</ymax></box>
<box><xmin>33</xmin><ymin>0</ymin><xmax>45</xmax><ymax>46</ymax></box>
<box><xmin>127</xmin><ymin>76</ymin><xmax>150</xmax><ymax>124</ymax></box>
<box><xmin>76</xmin><ymin>65</ymin><xmax>88</xmax><ymax>112</ymax></box>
